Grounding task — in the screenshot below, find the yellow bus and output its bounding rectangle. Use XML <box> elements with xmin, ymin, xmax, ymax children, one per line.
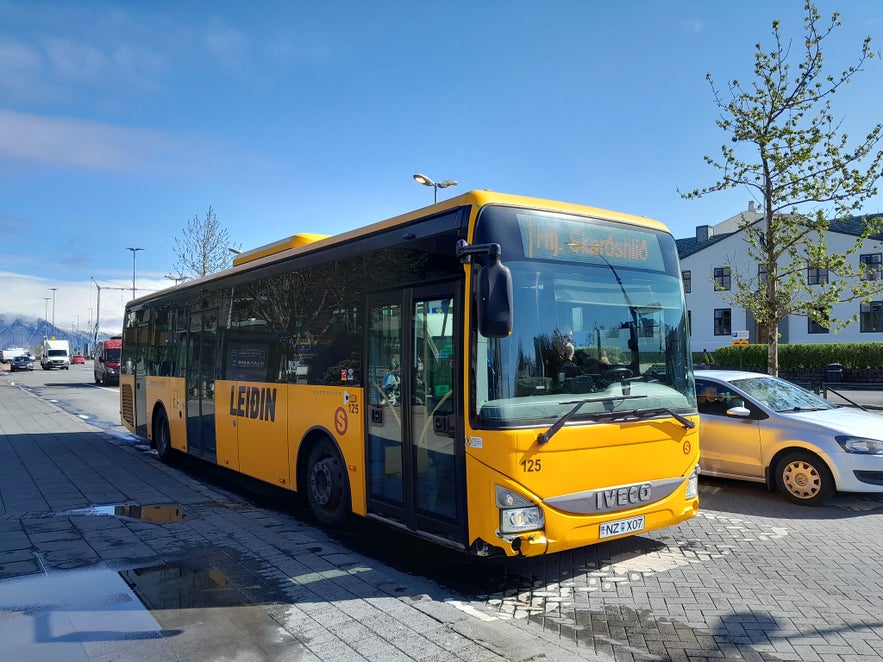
<box><xmin>120</xmin><ymin>190</ymin><xmax>699</xmax><ymax>557</ymax></box>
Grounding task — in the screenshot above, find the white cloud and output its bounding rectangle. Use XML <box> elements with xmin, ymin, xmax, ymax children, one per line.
<box><xmin>1</xmin><ymin>271</ymin><xmax>175</xmax><ymax>337</ymax></box>
<box><xmin>45</xmin><ymin>37</ymin><xmax>108</xmax><ymax>85</ymax></box>
<box><xmin>0</xmin><ymin>109</ymin><xmax>187</xmax><ymax>171</ymax></box>
<box><xmin>204</xmin><ymin>18</ymin><xmax>250</xmax><ymax>75</ymax></box>
<box><xmin>0</xmin><ymin>36</ymin><xmax>42</xmax><ymax>100</ymax></box>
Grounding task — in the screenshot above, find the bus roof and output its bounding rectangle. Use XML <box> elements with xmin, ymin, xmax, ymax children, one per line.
<box><xmin>135</xmin><ymin>190</ymin><xmax>669</xmax><ymax>306</ymax></box>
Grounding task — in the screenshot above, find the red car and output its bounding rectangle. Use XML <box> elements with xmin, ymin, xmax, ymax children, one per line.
<box><xmin>71</xmin><ymin>355</ymin><xmax>86</xmax><ymax>364</ymax></box>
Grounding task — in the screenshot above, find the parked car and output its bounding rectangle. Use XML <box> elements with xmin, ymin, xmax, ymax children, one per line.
<box><xmin>71</xmin><ymin>354</ymin><xmax>86</xmax><ymax>365</ymax></box>
<box><xmin>695</xmin><ymin>369</ymin><xmax>883</xmax><ymax>505</ymax></box>
<box><xmin>10</xmin><ymin>355</ymin><xmax>34</xmax><ymax>371</ymax></box>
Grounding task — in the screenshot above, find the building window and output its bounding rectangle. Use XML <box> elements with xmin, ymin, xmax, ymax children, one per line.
<box><xmin>807</xmin><ymin>264</ymin><xmax>828</xmax><ymax>285</ymax></box>
<box><xmin>860</xmin><ymin>253</ymin><xmax>882</xmax><ymax>281</ymax></box>
<box><xmin>757</xmin><ymin>264</ymin><xmax>768</xmax><ymax>288</ymax></box>
<box><xmin>860</xmin><ymin>301</ymin><xmax>883</xmax><ymax>333</ymax></box>
<box><xmin>713</xmin><ymin>267</ymin><xmax>731</xmax><ymax>291</ymax></box>
<box><xmin>682</xmin><ymin>270</ymin><xmax>691</xmax><ymax>293</ymax></box>
<box><xmin>808</xmin><ymin>310</ymin><xmax>829</xmax><ymax>334</ymax></box>
<box><xmin>713</xmin><ymin>308</ymin><xmax>732</xmax><ymax>336</ymax></box>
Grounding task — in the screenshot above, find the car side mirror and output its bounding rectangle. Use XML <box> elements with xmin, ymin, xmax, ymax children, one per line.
<box><xmin>726</xmin><ymin>406</ymin><xmax>751</xmax><ymax>418</ymax></box>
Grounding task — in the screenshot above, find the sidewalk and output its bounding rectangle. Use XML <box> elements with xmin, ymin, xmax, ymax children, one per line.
<box><xmin>0</xmin><ymin>381</ymin><xmax>595</xmax><ymax>662</ymax></box>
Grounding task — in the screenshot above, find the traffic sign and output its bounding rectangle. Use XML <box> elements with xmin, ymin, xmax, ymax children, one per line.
<box><xmin>732</xmin><ymin>339</ymin><xmax>749</xmax><ymax>347</ymax></box>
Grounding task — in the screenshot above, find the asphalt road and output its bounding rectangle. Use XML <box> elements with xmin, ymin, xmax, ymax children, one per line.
<box><xmin>2</xmin><ymin>362</ymin><xmax>883</xmax><ymax>661</ymax></box>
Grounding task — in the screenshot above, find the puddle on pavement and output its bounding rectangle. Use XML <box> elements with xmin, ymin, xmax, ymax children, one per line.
<box><xmin>121</xmin><ymin>561</ymin><xmax>252</xmax><ymax>610</ymax></box>
<box><xmin>0</xmin><ymin>563</ymin><xmax>173</xmax><ymax>658</ymax></box>
<box><xmin>0</xmin><ymin>559</ymin><xmax>280</xmax><ymax>659</ymax></box>
<box><xmin>59</xmin><ymin>504</ymin><xmax>186</xmax><ymax>522</ymax></box>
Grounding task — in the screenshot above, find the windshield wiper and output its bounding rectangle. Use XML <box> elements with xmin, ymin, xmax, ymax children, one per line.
<box><xmin>629</xmin><ymin>407</ymin><xmax>696</xmax><ymax>430</ymax></box>
<box><xmin>537</xmin><ymin>395</ymin><xmax>647</xmax><ymax>445</ymax></box>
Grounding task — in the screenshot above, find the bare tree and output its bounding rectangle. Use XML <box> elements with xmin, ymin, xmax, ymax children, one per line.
<box><xmin>173</xmin><ymin>206</ymin><xmax>239</xmax><ymax>278</ymax></box>
<box><xmin>682</xmin><ymin>1</ymin><xmax>883</xmax><ymax>375</ymax></box>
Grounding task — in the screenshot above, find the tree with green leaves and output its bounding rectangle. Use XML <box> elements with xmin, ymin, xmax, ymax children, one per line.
<box><xmin>682</xmin><ymin>2</ymin><xmax>883</xmax><ymax>376</ymax></box>
<box><xmin>172</xmin><ymin>205</ymin><xmax>240</xmax><ymax>279</ymax></box>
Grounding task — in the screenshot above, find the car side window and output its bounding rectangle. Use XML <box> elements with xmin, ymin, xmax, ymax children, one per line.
<box><xmin>696</xmin><ymin>381</ymin><xmax>743</xmax><ymax>416</ymax></box>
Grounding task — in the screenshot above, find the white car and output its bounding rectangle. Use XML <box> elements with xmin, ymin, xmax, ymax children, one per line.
<box><xmin>695</xmin><ymin>369</ymin><xmax>883</xmax><ymax>505</ymax></box>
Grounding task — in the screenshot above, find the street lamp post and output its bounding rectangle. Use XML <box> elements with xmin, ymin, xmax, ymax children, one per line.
<box><xmin>43</xmin><ymin>297</ymin><xmax>50</xmax><ymax>323</ymax></box>
<box><xmin>126</xmin><ymin>247</ymin><xmax>144</xmax><ymax>300</ymax></box>
<box><xmin>413</xmin><ymin>173</ymin><xmax>458</xmax><ymax>204</ymax></box>
<box><xmin>49</xmin><ymin>288</ymin><xmax>57</xmax><ymax>330</ymax></box>
<box><xmin>164</xmin><ymin>274</ymin><xmax>191</xmax><ymax>285</ymax></box>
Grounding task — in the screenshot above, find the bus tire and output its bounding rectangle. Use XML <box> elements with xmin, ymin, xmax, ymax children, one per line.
<box><xmin>775</xmin><ymin>450</ymin><xmax>834</xmax><ymax>506</ymax></box>
<box><xmin>306</xmin><ymin>438</ymin><xmax>351</xmax><ymax>527</ymax></box>
<box><xmin>154</xmin><ymin>408</ymin><xmax>175</xmax><ymax>464</ymax></box>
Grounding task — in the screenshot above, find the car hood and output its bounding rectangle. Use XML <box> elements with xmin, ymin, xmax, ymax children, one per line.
<box><xmin>785</xmin><ymin>406</ymin><xmax>883</xmax><ymax>440</ymax></box>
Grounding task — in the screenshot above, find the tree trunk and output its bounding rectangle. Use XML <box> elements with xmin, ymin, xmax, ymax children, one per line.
<box><xmin>767</xmin><ymin>322</ymin><xmax>779</xmax><ymax>376</ymax></box>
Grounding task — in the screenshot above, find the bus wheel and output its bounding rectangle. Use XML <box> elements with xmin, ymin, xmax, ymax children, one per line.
<box><xmin>154</xmin><ymin>408</ymin><xmax>175</xmax><ymax>463</ymax></box>
<box><xmin>775</xmin><ymin>451</ymin><xmax>834</xmax><ymax>506</ymax></box>
<box><xmin>306</xmin><ymin>438</ymin><xmax>351</xmax><ymax>527</ymax></box>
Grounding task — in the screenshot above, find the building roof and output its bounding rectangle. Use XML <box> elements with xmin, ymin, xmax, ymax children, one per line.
<box><xmin>675</xmin><ymin>231</ymin><xmax>735</xmax><ymax>260</ymax></box>
<box><xmin>676</xmin><ymin>212</ymin><xmax>883</xmax><ymax>260</ymax></box>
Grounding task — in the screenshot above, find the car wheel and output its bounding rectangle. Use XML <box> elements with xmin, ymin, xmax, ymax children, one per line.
<box><xmin>306</xmin><ymin>438</ymin><xmax>351</xmax><ymax>527</ymax></box>
<box><xmin>154</xmin><ymin>408</ymin><xmax>176</xmax><ymax>463</ymax></box>
<box><xmin>775</xmin><ymin>451</ymin><xmax>835</xmax><ymax>506</ymax></box>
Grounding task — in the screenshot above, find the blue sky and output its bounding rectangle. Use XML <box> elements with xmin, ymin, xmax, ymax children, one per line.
<box><xmin>2</xmin><ymin>1</ymin><xmax>882</xmax><ymax>336</ymax></box>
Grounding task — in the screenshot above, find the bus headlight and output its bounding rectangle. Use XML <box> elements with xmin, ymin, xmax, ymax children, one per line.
<box><xmin>685</xmin><ymin>465</ymin><xmax>699</xmax><ymax>499</ymax></box>
<box><xmin>495</xmin><ymin>485</ymin><xmax>545</xmax><ymax>534</ymax></box>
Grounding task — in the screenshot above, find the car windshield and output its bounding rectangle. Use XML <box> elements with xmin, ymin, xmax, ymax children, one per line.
<box><xmin>729</xmin><ymin>376</ymin><xmax>836</xmax><ymax>412</ymax></box>
<box><xmin>472</xmin><ymin>208</ymin><xmax>695</xmax><ymax>426</ymax></box>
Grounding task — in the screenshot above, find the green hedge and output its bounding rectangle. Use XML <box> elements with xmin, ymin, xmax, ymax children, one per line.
<box><xmin>694</xmin><ymin>342</ymin><xmax>883</xmax><ymax>369</ymax></box>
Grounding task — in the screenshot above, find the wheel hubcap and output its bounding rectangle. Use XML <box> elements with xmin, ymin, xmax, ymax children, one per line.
<box><xmin>782</xmin><ymin>460</ymin><xmax>820</xmax><ymax>499</ymax></box>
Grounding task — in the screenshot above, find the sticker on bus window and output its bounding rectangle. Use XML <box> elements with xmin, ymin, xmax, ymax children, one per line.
<box><xmin>466</xmin><ymin>436</ymin><xmax>483</xmax><ymax>448</ymax></box>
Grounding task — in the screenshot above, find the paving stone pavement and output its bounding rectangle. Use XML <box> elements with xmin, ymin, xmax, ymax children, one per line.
<box><xmin>2</xmin><ymin>377</ymin><xmax>883</xmax><ymax>661</ymax></box>
<box><xmin>0</xmin><ymin>381</ymin><xmax>600</xmax><ymax>661</ymax></box>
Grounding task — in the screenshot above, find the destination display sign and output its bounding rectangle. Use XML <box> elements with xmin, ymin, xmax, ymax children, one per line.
<box><xmin>517</xmin><ymin>213</ymin><xmax>667</xmax><ymax>272</ymax></box>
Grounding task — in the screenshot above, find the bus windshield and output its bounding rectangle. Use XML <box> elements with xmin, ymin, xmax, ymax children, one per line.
<box><xmin>473</xmin><ymin>207</ymin><xmax>695</xmax><ymax>426</ymax></box>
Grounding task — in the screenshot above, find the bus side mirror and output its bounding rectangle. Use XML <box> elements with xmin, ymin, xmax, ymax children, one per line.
<box><xmin>477</xmin><ymin>258</ymin><xmax>513</xmax><ymax>338</ymax></box>
<box><xmin>456</xmin><ymin>239</ymin><xmax>513</xmax><ymax>338</ymax></box>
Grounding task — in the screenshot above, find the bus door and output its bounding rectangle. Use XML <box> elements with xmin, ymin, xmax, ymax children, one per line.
<box><xmin>185</xmin><ymin>310</ymin><xmax>218</xmax><ymax>460</ymax></box>
<box><xmin>366</xmin><ymin>284</ymin><xmax>464</xmax><ymax>544</ymax></box>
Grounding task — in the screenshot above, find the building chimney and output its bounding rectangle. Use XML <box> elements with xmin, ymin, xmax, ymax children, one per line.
<box><xmin>696</xmin><ymin>225</ymin><xmax>713</xmax><ymax>243</ymax></box>
<box><xmin>748</xmin><ymin>201</ymin><xmax>756</xmax><ymax>213</ymax></box>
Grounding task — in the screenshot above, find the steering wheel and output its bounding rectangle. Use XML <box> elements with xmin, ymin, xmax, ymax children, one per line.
<box><xmin>604</xmin><ymin>367</ymin><xmax>633</xmax><ymax>380</ymax></box>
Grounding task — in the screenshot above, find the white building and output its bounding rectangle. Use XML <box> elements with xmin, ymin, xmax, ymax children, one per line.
<box><xmin>676</xmin><ymin>203</ymin><xmax>883</xmax><ymax>352</ymax></box>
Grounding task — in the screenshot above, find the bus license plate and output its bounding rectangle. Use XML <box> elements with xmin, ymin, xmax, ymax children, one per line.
<box><xmin>599</xmin><ymin>515</ymin><xmax>645</xmax><ymax>539</ymax></box>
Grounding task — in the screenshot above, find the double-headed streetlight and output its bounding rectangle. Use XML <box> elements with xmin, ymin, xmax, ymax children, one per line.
<box><xmin>413</xmin><ymin>173</ymin><xmax>458</xmax><ymax>204</ymax></box>
<box><xmin>164</xmin><ymin>274</ymin><xmax>191</xmax><ymax>285</ymax></box>
<box><xmin>126</xmin><ymin>247</ymin><xmax>144</xmax><ymax>300</ymax></box>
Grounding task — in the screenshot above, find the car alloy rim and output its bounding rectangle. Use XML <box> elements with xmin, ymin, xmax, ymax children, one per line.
<box><xmin>781</xmin><ymin>460</ymin><xmax>821</xmax><ymax>499</ymax></box>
